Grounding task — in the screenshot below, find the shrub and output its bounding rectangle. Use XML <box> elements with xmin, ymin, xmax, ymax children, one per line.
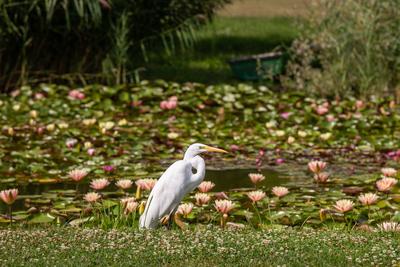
<box><xmin>283</xmin><ymin>0</ymin><xmax>400</xmax><ymax>99</ymax></box>
<box><xmin>0</xmin><ymin>0</ymin><xmax>231</xmax><ymax>91</ymax></box>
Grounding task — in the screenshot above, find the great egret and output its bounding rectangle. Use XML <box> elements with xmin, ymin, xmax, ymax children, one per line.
<box><xmin>139</xmin><ymin>143</ymin><xmax>227</xmax><ymax>229</ymax></box>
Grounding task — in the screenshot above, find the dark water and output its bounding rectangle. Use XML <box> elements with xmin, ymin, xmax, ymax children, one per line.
<box><xmin>206</xmin><ymin>168</ymin><xmax>288</xmax><ymax>191</ymax></box>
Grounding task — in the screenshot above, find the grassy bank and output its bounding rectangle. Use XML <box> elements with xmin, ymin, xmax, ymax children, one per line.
<box><xmin>142</xmin><ymin>16</ymin><xmax>299</xmax><ymax>83</ymax></box>
<box><xmin>0</xmin><ymin>227</ymin><xmax>398</xmax><ymax>266</ymax></box>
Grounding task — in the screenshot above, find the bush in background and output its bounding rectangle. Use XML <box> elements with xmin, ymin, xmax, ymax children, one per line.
<box><xmin>0</xmin><ymin>0</ymin><xmax>230</xmax><ymax>91</ymax></box>
<box><xmin>283</xmin><ymin>0</ymin><xmax>400</xmax><ymax>99</ymax></box>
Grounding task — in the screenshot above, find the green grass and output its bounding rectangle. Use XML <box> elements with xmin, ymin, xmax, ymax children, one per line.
<box><xmin>141</xmin><ymin>16</ymin><xmax>299</xmax><ymax>84</ymax></box>
<box><xmin>0</xmin><ymin>227</ymin><xmax>399</xmax><ymax>266</ymax></box>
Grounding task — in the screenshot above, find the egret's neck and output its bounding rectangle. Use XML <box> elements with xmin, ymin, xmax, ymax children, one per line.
<box><xmin>190</xmin><ymin>156</ymin><xmax>206</xmax><ymax>182</ymax></box>
<box><xmin>183</xmin><ymin>149</ymin><xmax>198</xmax><ymax>161</ymax></box>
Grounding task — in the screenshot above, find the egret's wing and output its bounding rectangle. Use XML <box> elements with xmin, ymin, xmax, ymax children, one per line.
<box><xmin>139</xmin><ymin>160</ymin><xmax>192</xmax><ymax>229</ymax></box>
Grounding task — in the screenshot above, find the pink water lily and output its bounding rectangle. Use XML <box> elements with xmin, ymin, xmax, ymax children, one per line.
<box><xmin>176</xmin><ymin>203</ymin><xmax>194</xmax><ymax>216</ymax></box>
<box><xmin>0</xmin><ymin>189</ymin><xmax>18</xmax><ymax>205</ymax></box>
<box><xmin>68</xmin><ymin>169</ymin><xmax>88</xmax><ymax>182</ymax></box>
<box><xmin>334</xmin><ymin>199</ymin><xmax>354</xmax><ymax>213</ymax></box>
<box><xmin>84</xmin><ymin>192</ymin><xmax>101</xmax><ymax>203</ymax></box>
<box><xmin>195</xmin><ymin>193</ymin><xmax>211</xmax><ymax>206</ymax></box>
<box><xmin>381</xmin><ymin>168</ymin><xmax>397</xmax><ymax>177</ymax></box>
<box><xmin>308</xmin><ymin>160</ymin><xmax>327</xmax><ymax>174</ymax></box>
<box><xmin>135</xmin><ymin>179</ymin><xmax>157</xmax><ymax>191</ymax></box>
<box><xmin>358</xmin><ymin>193</ymin><xmax>378</xmax><ymax>206</ymax></box>
<box><xmin>248</xmin><ymin>173</ymin><xmax>265</xmax><ymax>184</ymax></box>
<box><xmin>90</xmin><ymin>178</ymin><xmax>110</xmax><ymax>190</ymax></box>
<box><xmin>272</xmin><ymin>186</ymin><xmax>289</xmax><ymax>198</ymax></box>
<box><xmin>215</xmin><ymin>200</ymin><xmax>234</xmax><ymax>215</ymax></box>
<box><xmin>247</xmin><ymin>191</ymin><xmax>266</xmax><ymax>203</ymax></box>
<box><xmin>197</xmin><ymin>181</ymin><xmax>215</xmax><ymax>193</ymax></box>
<box><xmin>116</xmin><ymin>179</ymin><xmax>133</xmax><ymax>190</ymax></box>
<box><xmin>376</xmin><ymin>177</ymin><xmax>397</xmax><ymax>192</ymax></box>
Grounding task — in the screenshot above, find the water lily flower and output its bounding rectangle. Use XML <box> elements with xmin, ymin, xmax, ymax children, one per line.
<box><xmin>314</xmin><ymin>172</ymin><xmax>330</xmax><ymax>183</ymax></box>
<box><xmin>376</xmin><ymin>177</ymin><xmax>397</xmax><ymax>192</ymax></box>
<box><xmin>135</xmin><ymin>179</ymin><xmax>157</xmax><ymax>191</ymax></box>
<box><xmin>230</xmin><ymin>144</ymin><xmax>240</xmax><ymax>152</ymax></box>
<box><xmin>84</xmin><ymin>192</ymin><xmax>101</xmax><ymax>203</ymax></box>
<box><xmin>265</xmin><ymin>121</ymin><xmax>277</xmax><ymax>128</ymax></box>
<box><xmin>381</xmin><ymin>168</ymin><xmax>397</xmax><ymax>177</ymax></box>
<box><xmin>275</xmin><ymin>130</ymin><xmax>285</xmax><ymax>137</ymax></box>
<box><xmin>30</xmin><ymin>110</ymin><xmax>38</xmax><ymax>118</ymax></box>
<box><xmin>68</xmin><ymin>169</ymin><xmax>88</xmax><ymax>182</ymax></box>
<box><xmin>99</xmin><ymin>121</ymin><xmax>115</xmax><ymax>130</ymax></box>
<box><xmin>272</xmin><ymin>186</ymin><xmax>289</xmax><ymax>198</ymax></box>
<box><xmin>214</xmin><ymin>192</ymin><xmax>229</xmax><ymax>200</ymax></box>
<box><xmin>46</xmin><ymin>124</ymin><xmax>55</xmax><ymax>132</ymax></box>
<box><xmin>355</xmin><ymin>100</ymin><xmax>364</xmax><ymax>110</ymax></box>
<box><xmin>121</xmin><ymin>197</ymin><xmax>138</xmax><ymax>214</ymax></box>
<box><xmin>87</xmin><ymin>148</ymin><xmax>95</xmax><ymax>156</ymax></box>
<box><xmin>316</xmin><ymin>105</ymin><xmax>329</xmax><ymax>115</ymax></box>
<box><xmin>198</xmin><ymin>181</ymin><xmax>215</xmax><ymax>193</ymax></box>
<box><xmin>287</xmin><ymin>136</ymin><xmax>295</xmax><ymax>144</ymax></box>
<box><xmin>358</xmin><ymin>193</ymin><xmax>378</xmax><ymax>206</ymax></box>
<box><xmin>195</xmin><ymin>193</ymin><xmax>211</xmax><ymax>206</ymax></box>
<box><xmin>320</xmin><ymin>132</ymin><xmax>332</xmax><ymax>140</ymax></box>
<box><xmin>84</xmin><ymin>142</ymin><xmax>92</xmax><ymax>149</ymax></box>
<box><xmin>308</xmin><ymin>160</ymin><xmax>327</xmax><ymax>174</ymax></box>
<box><xmin>247</xmin><ymin>191</ymin><xmax>266</xmax><ymax>203</ymax></box>
<box><xmin>176</xmin><ymin>203</ymin><xmax>194</xmax><ymax>217</ymax></box>
<box><xmin>248</xmin><ymin>173</ymin><xmax>265</xmax><ymax>185</ymax></box>
<box><xmin>333</xmin><ymin>199</ymin><xmax>354</xmax><ymax>213</ymax></box>
<box><xmin>160</xmin><ymin>96</ymin><xmax>178</xmax><ymax>110</ymax></box>
<box><xmin>6</xmin><ymin>127</ymin><xmax>14</xmax><ymax>136</ymax></box>
<box><xmin>83</xmin><ymin>118</ymin><xmax>97</xmax><ymax>126</ymax></box>
<box><xmin>275</xmin><ymin>158</ymin><xmax>284</xmax><ymax>165</ymax></box>
<box><xmin>66</xmin><ymin>138</ymin><xmax>78</xmax><ymax>148</ymax></box>
<box><xmin>103</xmin><ymin>165</ymin><xmax>116</xmax><ymax>173</ymax></box>
<box><xmin>116</xmin><ymin>179</ymin><xmax>133</xmax><ymax>190</ymax></box>
<box><xmin>326</xmin><ymin>114</ymin><xmax>335</xmax><ymax>122</ymax></box>
<box><xmin>377</xmin><ymin>222</ymin><xmax>400</xmax><ymax>232</ymax></box>
<box><xmin>90</xmin><ymin>178</ymin><xmax>110</xmax><ymax>190</ymax></box>
<box><xmin>68</xmin><ymin>89</ymin><xmax>85</xmax><ymax>100</ymax></box>
<box><xmin>0</xmin><ymin>189</ymin><xmax>18</xmax><ymax>205</ymax></box>
<box><xmin>280</xmin><ymin>112</ymin><xmax>291</xmax><ymax>120</ymax></box>
<box><xmin>58</xmin><ymin>122</ymin><xmax>69</xmax><ymax>129</ymax></box>
<box><xmin>34</xmin><ymin>92</ymin><xmax>45</xmax><ymax>100</ymax></box>
<box><xmin>214</xmin><ymin>200</ymin><xmax>234</xmax><ymax>215</ymax></box>
<box><xmin>298</xmin><ymin>130</ymin><xmax>307</xmax><ymax>137</ymax></box>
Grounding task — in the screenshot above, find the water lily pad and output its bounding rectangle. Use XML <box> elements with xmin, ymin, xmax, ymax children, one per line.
<box><xmin>29</xmin><ymin>213</ymin><xmax>55</xmax><ymax>223</ymax></box>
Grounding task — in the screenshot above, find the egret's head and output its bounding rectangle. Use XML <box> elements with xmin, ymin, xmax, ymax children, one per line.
<box><xmin>184</xmin><ymin>143</ymin><xmax>228</xmax><ymax>159</ymax></box>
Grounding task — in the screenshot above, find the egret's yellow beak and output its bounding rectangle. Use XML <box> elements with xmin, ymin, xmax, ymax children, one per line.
<box><xmin>203</xmin><ymin>145</ymin><xmax>228</xmax><ymax>153</ymax></box>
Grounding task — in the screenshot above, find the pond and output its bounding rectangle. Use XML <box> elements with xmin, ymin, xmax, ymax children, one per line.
<box><xmin>2</xmin><ymin>167</ymin><xmax>290</xmax><ymax>213</ymax></box>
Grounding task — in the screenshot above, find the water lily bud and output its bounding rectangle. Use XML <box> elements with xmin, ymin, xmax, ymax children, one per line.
<box><xmin>12</xmin><ymin>104</ymin><xmax>21</xmax><ymax>111</ymax></box>
<box><xmin>83</xmin><ymin>118</ymin><xmax>96</xmax><ymax>126</ymax></box>
<box><xmin>118</xmin><ymin>119</ymin><xmax>128</xmax><ymax>126</ymax></box>
<box><xmin>265</xmin><ymin>121</ymin><xmax>276</xmax><ymax>128</ymax></box>
<box><xmin>275</xmin><ymin>130</ymin><xmax>285</xmax><ymax>137</ymax></box>
<box><xmin>7</xmin><ymin>127</ymin><xmax>14</xmax><ymax>136</ymax></box>
<box><xmin>168</xmin><ymin>132</ymin><xmax>179</xmax><ymax>139</ymax></box>
<box><xmin>298</xmin><ymin>130</ymin><xmax>307</xmax><ymax>137</ymax></box>
<box><xmin>58</xmin><ymin>122</ymin><xmax>69</xmax><ymax>129</ymax></box>
<box><xmin>287</xmin><ymin>136</ymin><xmax>295</xmax><ymax>144</ymax></box>
<box><xmin>30</xmin><ymin>110</ymin><xmax>38</xmax><ymax>118</ymax></box>
<box><xmin>84</xmin><ymin>142</ymin><xmax>93</xmax><ymax>149</ymax></box>
<box><xmin>46</xmin><ymin>124</ymin><xmax>55</xmax><ymax>131</ymax></box>
<box><xmin>320</xmin><ymin>133</ymin><xmax>332</xmax><ymax>140</ymax></box>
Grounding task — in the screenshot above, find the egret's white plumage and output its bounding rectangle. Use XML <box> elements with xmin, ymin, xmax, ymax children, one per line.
<box><xmin>139</xmin><ymin>143</ymin><xmax>227</xmax><ymax>229</ymax></box>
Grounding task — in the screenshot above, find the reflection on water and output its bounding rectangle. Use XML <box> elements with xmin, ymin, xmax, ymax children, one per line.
<box><xmin>206</xmin><ymin>168</ymin><xmax>288</xmax><ymax>191</ymax></box>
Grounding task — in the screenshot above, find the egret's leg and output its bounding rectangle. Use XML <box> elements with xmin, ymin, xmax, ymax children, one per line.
<box><xmin>160</xmin><ymin>215</ymin><xmax>170</xmax><ymax>225</ymax></box>
<box><xmin>174</xmin><ymin>213</ymin><xmax>186</xmax><ymax>230</ymax></box>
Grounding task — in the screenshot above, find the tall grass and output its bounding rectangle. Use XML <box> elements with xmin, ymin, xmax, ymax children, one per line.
<box><xmin>0</xmin><ymin>0</ymin><xmax>230</xmax><ymax>91</ymax></box>
<box><xmin>283</xmin><ymin>0</ymin><xmax>400</xmax><ymax>99</ymax></box>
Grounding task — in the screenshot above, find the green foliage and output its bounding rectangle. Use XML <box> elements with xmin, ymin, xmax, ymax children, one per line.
<box><xmin>0</xmin><ymin>0</ymin><xmax>231</xmax><ymax>90</ymax></box>
<box><xmin>283</xmin><ymin>0</ymin><xmax>400</xmax><ymax>99</ymax></box>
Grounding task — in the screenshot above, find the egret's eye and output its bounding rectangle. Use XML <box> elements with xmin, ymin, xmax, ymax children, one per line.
<box><xmin>199</xmin><ymin>145</ymin><xmax>205</xmax><ymax>150</ymax></box>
